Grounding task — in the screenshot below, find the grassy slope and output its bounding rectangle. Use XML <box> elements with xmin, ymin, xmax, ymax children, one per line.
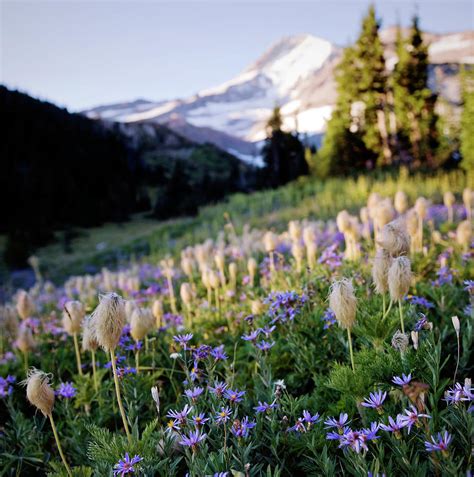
<box><xmin>1</xmin><ymin>169</ymin><xmax>471</xmax><ymax>284</ymax></box>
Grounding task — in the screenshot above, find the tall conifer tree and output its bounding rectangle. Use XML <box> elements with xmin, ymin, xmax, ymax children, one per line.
<box><xmin>393</xmin><ymin>16</ymin><xmax>439</xmax><ymax>167</ymax></box>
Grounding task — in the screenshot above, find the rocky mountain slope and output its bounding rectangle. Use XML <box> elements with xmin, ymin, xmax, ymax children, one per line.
<box><xmin>85</xmin><ymin>29</ymin><xmax>474</xmax><ymax>160</ymax></box>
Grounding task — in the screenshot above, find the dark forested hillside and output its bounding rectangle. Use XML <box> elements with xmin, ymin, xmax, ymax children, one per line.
<box><xmin>0</xmin><ymin>87</ymin><xmax>254</xmax><ymax>267</ymax></box>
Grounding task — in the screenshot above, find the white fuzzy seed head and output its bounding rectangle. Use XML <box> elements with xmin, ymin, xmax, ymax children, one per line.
<box><xmin>388</xmin><ymin>256</ymin><xmax>412</xmax><ymax>301</ymax></box>
<box><xmin>62</xmin><ymin>300</ymin><xmax>85</xmax><ymax>335</ymax></box>
<box><xmin>90</xmin><ymin>292</ymin><xmax>126</xmax><ymax>352</ymax></box>
<box><xmin>378</xmin><ymin>219</ymin><xmax>410</xmax><ymax>257</ymax></box>
<box><xmin>16</xmin><ymin>290</ymin><xmax>35</xmax><ymax>320</ymax></box>
<box><xmin>329</xmin><ymin>278</ymin><xmax>357</xmax><ymax>330</ymax></box>
<box><xmin>372</xmin><ymin>248</ymin><xmax>391</xmax><ymax>294</ymax></box>
<box><xmin>394</xmin><ymin>190</ymin><xmax>409</xmax><ymax>214</ymax></box>
<box><xmin>24</xmin><ymin>369</ymin><xmax>55</xmax><ymax>416</ymax></box>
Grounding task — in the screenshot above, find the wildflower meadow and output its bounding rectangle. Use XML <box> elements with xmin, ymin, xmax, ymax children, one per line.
<box><xmin>0</xmin><ymin>172</ymin><xmax>473</xmax><ymax>477</ymax></box>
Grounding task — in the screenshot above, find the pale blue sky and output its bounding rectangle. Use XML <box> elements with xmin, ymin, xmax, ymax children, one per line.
<box><xmin>1</xmin><ymin>0</ymin><xmax>473</xmax><ymax>111</ymax></box>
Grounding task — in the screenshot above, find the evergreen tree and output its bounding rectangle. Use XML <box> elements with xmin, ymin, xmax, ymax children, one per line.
<box><xmin>393</xmin><ymin>16</ymin><xmax>439</xmax><ymax>167</ymax></box>
<box><xmin>317</xmin><ymin>43</ymin><xmax>377</xmax><ymax>175</ymax></box>
<box><xmin>261</xmin><ymin>106</ymin><xmax>308</xmax><ymax>187</ymax></box>
<box><xmin>460</xmin><ymin>67</ymin><xmax>474</xmax><ymax>172</ymax></box>
<box><xmin>318</xmin><ymin>5</ymin><xmax>390</xmax><ymax>174</ymax></box>
<box><xmin>354</xmin><ymin>5</ymin><xmax>391</xmax><ymax>166</ymax></box>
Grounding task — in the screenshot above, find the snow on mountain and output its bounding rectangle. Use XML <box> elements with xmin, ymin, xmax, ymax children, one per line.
<box><xmin>84</xmin><ymin>30</ymin><xmax>473</xmax><ymax>161</ymax></box>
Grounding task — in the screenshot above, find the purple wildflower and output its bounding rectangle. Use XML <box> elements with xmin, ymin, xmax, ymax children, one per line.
<box><xmin>0</xmin><ymin>375</ymin><xmax>15</xmax><ymax>397</ymax></box>
<box><xmin>256</xmin><ymin>340</ymin><xmax>275</xmax><ymax>352</ymax></box>
<box><xmin>361</xmin><ymin>391</ymin><xmax>387</xmax><ymax>413</ymax></box>
<box><xmin>184</xmin><ymin>387</ymin><xmax>204</xmax><ymax>402</ymax></box>
<box><xmin>424</xmin><ymin>431</ymin><xmax>452</xmax><ymax>455</ymax></box>
<box><xmin>392</xmin><ymin>373</ymin><xmax>412</xmax><ymax>386</ymax></box>
<box><xmin>167</xmin><ymin>404</ymin><xmax>193</xmax><ymax>425</ymax></box>
<box><xmin>173</xmin><ymin>333</ymin><xmax>193</xmax><ymax>349</ymax></box>
<box><xmin>113</xmin><ymin>453</ymin><xmax>143</xmax><ymax>476</ymax></box>
<box><xmin>241</xmin><ymin>330</ymin><xmax>260</xmax><ymax>342</ymax></box>
<box><xmin>179</xmin><ymin>429</ymin><xmax>207</xmax><ymax>450</ymax></box>
<box><xmin>56</xmin><ymin>382</ymin><xmax>76</xmax><ymax>399</ymax></box>
<box><xmin>406</xmin><ymin>295</ymin><xmax>434</xmax><ymax>309</ymax></box>
<box><xmin>324</xmin><ymin>413</ymin><xmax>350</xmax><ymax>431</ymax></box>
<box><xmin>211</xmin><ymin>345</ymin><xmax>228</xmax><ymax>361</ymax></box>
<box><xmin>230</xmin><ymin>416</ymin><xmax>256</xmax><ymax>438</ymax></box>
<box><xmin>379</xmin><ymin>415</ymin><xmax>407</xmax><ymax>438</ymax></box>
<box><xmin>224</xmin><ymin>388</ymin><xmax>245</xmax><ymax>404</ymax></box>
<box><xmin>399</xmin><ymin>405</ymin><xmax>431</xmax><ymax>433</ymax></box>
<box><xmin>191</xmin><ymin>413</ymin><xmax>210</xmax><ymax>428</ymax></box>
<box><xmin>253</xmin><ymin>401</ymin><xmax>278</xmax><ymax>414</ymax></box>
<box><xmin>215</xmin><ymin>406</ymin><xmax>232</xmax><ymax>424</ymax></box>
<box><xmin>444</xmin><ymin>382</ymin><xmax>473</xmax><ymax>404</ymax></box>
<box><xmin>208</xmin><ymin>381</ymin><xmax>228</xmax><ymax>398</ymax></box>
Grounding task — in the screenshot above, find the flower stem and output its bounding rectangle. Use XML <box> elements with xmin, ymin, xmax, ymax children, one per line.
<box><xmin>398</xmin><ymin>300</ymin><xmax>405</xmax><ymax>334</ymax></box>
<box><xmin>73</xmin><ymin>332</ymin><xmax>83</xmax><ymax>376</ymax></box>
<box><xmin>347</xmin><ymin>328</ymin><xmax>355</xmax><ymax>372</ymax></box>
<box><xmin>91</xmin><ymin>350</ymin><xmax>98</xmax><ymax>393</ymax></box>
<box><xmin>135</xmin><ymin>348</ymin><xmax>140</xmax><ymax>374</ymax></box>
<box><xmin>48</xmin><ymin>413</ymin><xmax>72</xmax><ymax>477</ymax></box>
<box><xmin>110</xmin><ymin>350</ymin><xmax>132</xmax><ymax>443</ymax></box>
<box><xmin>453</xmin><ymin>332</ymin><xmax>460</xmax><ymax>384</ymax></box>
<box><xmin>382</xmin><ymin>294</ymin><xmax>386</xmax><ymax>317</ymax></box>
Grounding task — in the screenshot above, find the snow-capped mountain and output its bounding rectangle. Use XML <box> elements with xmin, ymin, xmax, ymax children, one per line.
<box><xmin>85</xmin><ymin>30</ymin><xmax>473</xmax><ymax>160</ymax></box>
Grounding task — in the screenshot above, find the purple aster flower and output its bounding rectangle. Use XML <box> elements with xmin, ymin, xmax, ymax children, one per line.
<box><xmin>167</xmin><ymin>404</ymin><xmax>193</xmax><ymax>424</ymax></box>
<box><xmin>173</xmin><ymin>333</ymin><xmax>193</xmax><ymax>349</ymax></box>
<box><xmin>302</xmin><ymin>410</ymin><xmax>320</xmax><ymax>425</ymax></box>
<box><xmin>322</xmin><ymin>308</ymin><xmax>337</xmax><ymax>329</ymax></box>
<box><xmin>339</xmin><ymin>430</ymin><xmax>368</xmax><ymax>453</ymax></box>
<box><xmin>414</xmin><ymin>313</ymin><xmax>432</xmax><ymax>331</ymax></box>
<box><xmin>113</xmin><ymin>453</ymin><xmax>143</xmax><ymax>476</ymax></box>
<box><xmin>211</xmin><ymin>345</ymin><xmax>228</xmax><ymax>361</ymax></box>
<box><xmin>253</xmin><ymin>401</ymin><xmax>278</xmax><ymax>414</ymax></box>
<box><xmin>56</xmin><ymin>382</ymin><xmax>76</xmax><ymax>399</ymax></box>
<box><xmin>263</xmin><ymin>290</ymin><xmax>307</xmax><ymax>324</ymax></box>
<box><xmin>424</xmin><ymin>431</ymin><xmax>452</xmax><ymax>455</ymax></box>
<box><xmin>324</xmin><ymin>413</ymin><xmax>350</xmax><ymax>431</ymax></box>
<box><xmin>215</xmin><ymin>406</ymin><xmax>232</xmax><ymax>424</ymax></box>
<box><xmin>379</xmin><ymin>414</ymin><xmax>407</xmax><ymax>438</ymax></box>
<box><xmin>259</xmin><ymin>325</ymin><xmax>276</xmax><ymax>337</ymax></box>
<box><xmin>444</xmin><ymin>382</ymin><xmax>473</xmax><ymax>404</ymax></box>
<box><xmin>288</xmin><ymin>417</ymin><xmax>306</xmax><ymax>433</ymax></box>
<box><xmin>165</xmin><ymin>418</ymin><xmax>180</xmax><ymax>433</ymax></box>
<box><xmin>399</xmin><ymin>405</ymin><xmax>431</xmax><ymax>433</ymax></box>
<box><xmin>224</xmin><ymin>388</ymin><xmax>245</xmax><ymax>404</ymax></box>
<box><xmin>241</xmin><ymin>329</ymin><xmax>260</xmax><ymax>342</ymax></box>
<box><xmin>193</xmin><ymin>344</ymin><xmax>212</xmax><ymax>360</ymax></box>
<box><xmin>406</xmin><ymin>295</ymin><xmax>434</xmax><ymax>309</ymax></box>
<box><xmin>179</xmin><ymin>429</ymin><xmax>207</xmax><ymax>450</ymax></box>
<box><xmin>326</xmin><ymin>426</ymin><xmax>350</xmax><ymax>441</ymax></box>
<box><xmin>0</xmin><ymin>375</ymin><xmax>15</xmax><ymax>397</ymax></box>
<box><xmin>230</xmin><ymin>416</ymin><xmax>256</xmax><ymax>438</ymax></box>
<box><xmin>117</xmin><ymin>366</ymin><xmax>137</xmax><ymax>379</ymax></box>
<box><xmin>256</xmin><ymin>340</ymin><xmax>275</xmax><ymax>352</ymax></box>
<box><xmin>184</xmin><ymin>387</ymin><xmax>204</xmax><ymax>402</ymax></box>
<box><xmin>464</xmin><ymin>280</ymin><xmax>474</xmax><ymax>293</ymax></box>
<box><xmin>361</xmin><ymin>391</ymin><xmax>387</xmax><ymax>413</ymax></box>
<box><xmin>191</xmin><ymin>413</ymin><xmax>210</xmax><ymax>428</ymax></box>
<box><xmin>361</xmin><ymin>422</ymin><xmax>380</xmax><ymax>441</ymax></box>
<box><xmin>392</xmin><ymin>373</ymin><xmax>412</xmax><ymax>386</ymax></box>
<box><xmin>208</xmin><ymin>381</ymin><xmax>228</xmax><ymax>398</ymax></box>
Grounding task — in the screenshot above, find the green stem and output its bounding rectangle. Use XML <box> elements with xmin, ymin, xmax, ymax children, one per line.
<box><xmin>73</xmin><ymin>333</ymin><xmax>83</xmax><ymax>376</ymax></box>
<box><xmin>382</xmin><ymin>294</ymin><xmax>386</xmax><ymax>317</ymax></box>
<box><xmin>398</xmin><ymin>300</ymin><xmax>405</xmax><ymax>334</ymax></box>
<box><xmin>91</xmin><ymin>350</ymin><xmax>98</xmax><ymax>392</ymax></box>
<box><xmin>135</xmin><ymin>348</ymin><xmax>140</xmax><ymax>374</ymax></box>
<box><xmin>382</xmin><ymin>299</ymin><xmax>393</xmax><ymax>320</ymax></box>
<box><xmin>110</xmin><ymin>350</ymin><xmax>132</xmax><ymax>443</ymax></box>
<box><xmin>347</xmin><ymin>328</ymin><xmax>355</xmax><ymax>372</ymax></box>
<box><xmin>23</xmin><ymin>351</ymin><xmax>29</xmax><ymax>376</ymax></box>
<box><xmin>49</xmin><ymin>414</ymin><xmax>72</xmax><ymax>477</ymax></box>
